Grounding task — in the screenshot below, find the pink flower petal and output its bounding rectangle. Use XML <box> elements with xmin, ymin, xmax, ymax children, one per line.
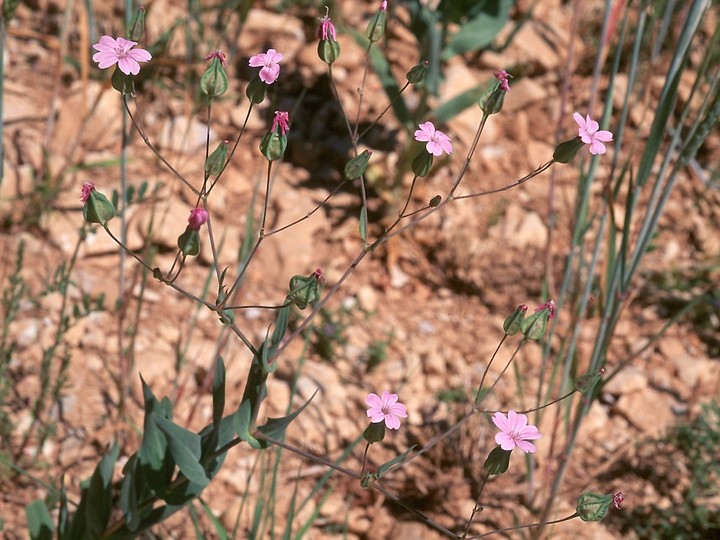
<box><xmin>118</xmin><ymin>58</ymin><xmax>141</xmax><ymax>76</ymax></box>
<box><xmin>128</xmin><ymin>48</ymin><xmax>152</xmax><ymax>62</ymax></box>
<box><xmin>365</xmin><ymin>393</ymin><xmax>382</xmax><ymax>408</ymax></box>
<box><xmin>93</xmin><ymin>52</ymin><xmax>119</xmax><ymax>69</ymax></box>
<box><xmin>594</xmin><ymin>130</ymin><xmax>614</xmax><ymax>142</ymax></box>
<box><xmin>515</xmin><ymin>439</ymin><xmax>537</xmax><ymax>453</ymax></box>
<box><xmin>492</xmin><ymin>412</ymin><xmax>510</xmax><ymax>432</ymax></box>
<box><xmin>495</xmin><ymin>432</ymin><xmax>516</xmax><ymax>450</ymax></box>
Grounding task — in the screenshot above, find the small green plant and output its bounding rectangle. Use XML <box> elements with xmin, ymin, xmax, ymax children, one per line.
<box><xmin>312</xmin><ymin>306</ymin><xmax>350</xmax><ymax>361</ymax></box>
<box><xmin>611</xmin><ymin>401</ymin><xmax>720</xmax><ymax>539</ymax></box>
<box><xmin>364</xmin><ymin>332</ymin><xmax>392</xmax><ymax>372</ymax></box>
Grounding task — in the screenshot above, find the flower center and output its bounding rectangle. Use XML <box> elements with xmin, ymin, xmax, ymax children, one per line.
<box><xmin>114</xmin><ymin>45</ymin><xmax>129</xmax><ymax>59</ymax></box>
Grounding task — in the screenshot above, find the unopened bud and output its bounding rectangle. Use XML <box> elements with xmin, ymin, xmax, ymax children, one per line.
<box><xmin>503</xmin><ymin>304</ymin><xmax>528</xmax><ymax>336</ymax></box>
<box><xmin>553</xmin><ymin>137</ymin><xmax>584</xmax><ymax>163</ymax></box>
<box><xmin>406</xmin><ymin>61</ymin><xmax>429</xmax><ymax>84</ymax></box>
<box><xmin>344</xmin><ymin>150</ymin><xmax>372</xmax><ymax>180</ymax></box>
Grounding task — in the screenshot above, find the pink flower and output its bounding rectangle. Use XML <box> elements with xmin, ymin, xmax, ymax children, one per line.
<box><xmin>494</xmin><ymin>70</ymin><xmax>512</xmax><ymax>92</ymax></box>
<box><xmin>313</xmin><ymin>268</ymin><xmax>326</xmax><ymax>284</ymax></box>
<box><xmin>249</xmin><ymin>48</ymin><xmax>283</xmax><ymax>84</ymax></box>
<box><xmin>272</xmin><ymin>111</ymin><xmax>290</xmax><ymax>136</ymax></box>
<box><xmin>534</xmin><ymin>299</ymin><xmax>557</xmax><ymax>321</ymax></box>
<box><xmin>380</xmin><ymin>0</ymin><xmax>388</xmax><ymax>11</ymax></box>
<box><xmin>492</xmin><ymin>410</ymin><xmax>541</xmax><ymax>453</ymax></box>
<box><xmin>317</xmin><ymin>11</ymin><xmax>337</xmax><ymax>41</ymax></box>
<box><xmin>204</xmin><ymin>50</ymin><xmax>227</xmax><ymax>66</ymax></box>
<box><xmin>80</xmin><ymin>182</ymin><xmax>95</xmax><ymax>203</ymax></box>
<box><xmin>188</xmin><ymin>207</ymin><xmax>209</xmax><ymax>230</ymax></box>
<box><xmin>573</xmin><ymin>112</ymin><xmax>614</xmax><ymax>155</ymax></box>
<box><xmin>92</xmin><ymin>35</ymin><xmax>152</xmax><ymax>76</ymax></box>
<box><xmin>613</xmin><ymin>491</ymin><xmax>624</xmax><ymax>510</ymax></box>
<box><xmin>366</xmin><ymin>391</ymin><xmax>407</xmax><ymax>430</ymax></box>
<box><xmin>414</xmin><ymin>121</ymin><xmax>453</xmax><ymax>157</ymax></box>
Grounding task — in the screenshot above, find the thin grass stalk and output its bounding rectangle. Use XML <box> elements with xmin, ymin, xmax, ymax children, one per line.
<box><xmin>0</xmin><ymin>14</ymin><xmax>6</xmax><ymax>182</ymax></box>
<box><xmin>539</xmin><ymin>1</ymin><xmax>713</xmax><ymax>530</ymax></box>
<box><xmin>627</xmin><ymin>0</ymin><xmax>710</xmax><ymax>280</ymax></box>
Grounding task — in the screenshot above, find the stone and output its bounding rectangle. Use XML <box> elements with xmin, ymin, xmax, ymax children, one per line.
<box><xmin>603</xmin><ymin>366</ymin><xmax>647</xmax><ymax>395</ymax></box>
<box><xmin>357</xmin><ymin>285</ymin><xmax>378</xmax><ymax>312</ymax></box>
<box><xmin>507</xmin><ymin>209</ymin><xmax>546</xmax><ymax>249</ymax></box>
<box><xmin>504</xmin><ymin>77</ymin><xmax>549</xmax><ymax>112</ymax></box>
<box><xmin>615</xmin><ymin>387</ymin><xmax>675</xmax><ymax>436</ymax></box>
<box><xmin>158</xmin><ymin>115</ymin><xmax>215</xmax><ymax>153</ymax></box>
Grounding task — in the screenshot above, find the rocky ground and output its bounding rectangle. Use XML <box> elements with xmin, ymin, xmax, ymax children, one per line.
<box><xmin>1</xmin><ymin>0</ymin><xmax>719</xmax><ymax>538</ymax></box>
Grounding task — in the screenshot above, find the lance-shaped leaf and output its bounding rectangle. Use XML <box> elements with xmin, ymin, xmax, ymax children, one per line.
<box><xmin>377</xmin><ymin>446</ymin><xmax>417</xmax><ymax>477</ymax></box>
<box><xmin>26</xmin><ymin>500</ymin><xmax>54</xmax><ymax>540</ymax></box>
<box><xmin>154</xmin><ymin>415</ymin><xmax>209</xmax><ymax>487</ymax></box>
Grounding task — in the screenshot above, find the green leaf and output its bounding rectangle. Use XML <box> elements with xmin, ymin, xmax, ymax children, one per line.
<box><xmin>368</xmin><ymin>45</ymin><xmax>411</xmax><ymax>126</ymax></box>
<box><xmin>66</xmin><ymin>443</ymin><xmax>120</xmax><ymax>538</ymax></box>
<box><xmin>377</xmin><ymin>446</ymin><xmax>417</xmax><ymax>477</ymax></box>
<box><xmin>27</xmin><ymin>500</ymin><xmax>54</xmax><ymax>540</ymax></box>
<box><xmin>199</xmin><ymin>499</ymin><xmax>229</xmax><ymax>540</ymax></box>
<box><xmin>441</xmin><ymin>0</ymin><xmax>513</xmax><ymax>60</ymax></box>
<box><xmin>178</xmin><ymin>228</ymin><xmax>200</xmax><ymax>257</ymax></box>
<box><xmin>138</xmin><ymin>377</ymin><xmax>170</xmax><ymax>472</ymax></box>
<box><xmin>433</xmin><ymin>82</ymin><xmax>490</xmax><ymax>123</ymax></box>
<box><xmin>212</xmin><ymin>356</ymin><xmax>226</xmax><ymax>428</ymax></box>
<box><xmin>271</xmin><ymin>305</ymin><xmax>290</xmax><ymax>347</ymax></box>
<box><xmin>189</xmin><ymin>504</ymin><xmax>205</xmax><ymax>539</ymax></box>
<box><xmin>233</xmin><ymin>399</ymin><xmax>263</xmax><ymax>449</ymax></box>
<box><xmin>359</xmin><ymin>207</ymin><xmax>367</xmax><ymax>243</ymax></box>
<box><xmin>84</xmin><ymin>443</ymin><xmax>120</xmax><ymax>536</ymax></box>
<box><xmin>120</xmin><ymin>456</ymin><xmax>140</xmax><ymax>531</ymax></box>
<box><xmin>153</xmin><ymin>415</ymin><xmax>209</xmax><ymax>487</ymax></box>
<box><xmin>127</xmin><ymin>6</ymin><xmax>146</xmax><ymax>41</ymax></box>
<box><xmin>205</xmin><ymin>141</ymin><xmax>229</xmax><ymax>176</ymax></box>
<box><xmin>260</xmin><ymin>336</ymin><xmax>277</xmax><ymax>375</ymax></box>
<box><xmin>57</xmin><ymin>476</ymin><xmax>69</xmax><ymax>539</ymax></box>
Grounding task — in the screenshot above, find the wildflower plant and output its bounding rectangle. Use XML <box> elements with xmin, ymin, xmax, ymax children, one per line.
<box><xmin>9</xmin><ymin>0</ymin><xmax>717</xmax><ymax>538</ymax></box>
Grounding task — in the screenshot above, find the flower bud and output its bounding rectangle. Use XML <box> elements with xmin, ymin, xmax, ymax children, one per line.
<box><xmin>574</xmin><ymin>368</ymin><xmax>605</xmax><ymax>394</ymax></box>
<box><xmin>520</xmin><ymin>311</ymin><xmax>547</xmax><ymax>340</ymax></box>
<box><xmin>187</xmin><ymin>207</ymin><xmax>208</xmax><ymax>230</ymax></box>
<box><xmin>366</xmin><ymin>3</ymin><xmax>387</xmax><ymax>42</ymax></box>
<box><xmin>287</xmin><ymin>271</ymin><xmax>323</xmax><ymax>309</ymax></box>
<box><xmin>82</xmin><ymin>183</ymin><xmax>116</xmax><ymax>225</ymax></box>
<box><xmin>411</xmin><ymin>151</ymin><xmax>433</xmax><ymax>177</ymax></box>
<box><xmin>205</xmin><ymin>140</ymin><xmax>228</xmax><ymax>176</ymax></box>
<box><xmin>553</xmin><ymin>137</ymin><xmax>584</xmax><ymax>163</ymax></box>
<box><xmin>576</xmin><ymin>492</ymin><xmax>614</xmax><ymax>522</ymax></box>
<box><xmin>317</xmin><ymin>11</ymin><xmax>341</xmax><ymax>64</ymax></box>
<box><xmin>318</xmin><ymin>39</ymin><xmax>341</xmax><ymax>65</ymax></box>
<box><xmin>201</xmin><ymin>54</ymin><xmax>229</xmax><ymax>98</ymax></box>
<box><xmin>503</xmin><ymin>304</ymin><xmax>528</xmax><ymax>336</ymax></box>
<box><xmin>344</xmin><ymin>150</ymin><xmax>372</xmax><ymax>180</ymax></box>
<box><xmin>520</xmin><ymin>300</ymin><xmax>556</xmax><ymax>339</ymax></box>
<box><xmin>479</xmin><ymin>84</ymin><xmax>506</xmax><ymax>115</ymax></box>
<box><xmin>429</xmin><ymin>194</ymin><xmax>442</xmax><ymax>207</ymax></box>
<box><xmin>260</xmin><ymin>131</ymin><xmax>287</xmax><ymax>162</ymax></box>
<box><xmin>483</xmin><ymin>446</ymin><xmax>511</xmax><ymax>475</ymax></box>
<box><xmin>406</xmin><ymin>61</ymin><xmax>429</xmax><ymax>84</ymax></box>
